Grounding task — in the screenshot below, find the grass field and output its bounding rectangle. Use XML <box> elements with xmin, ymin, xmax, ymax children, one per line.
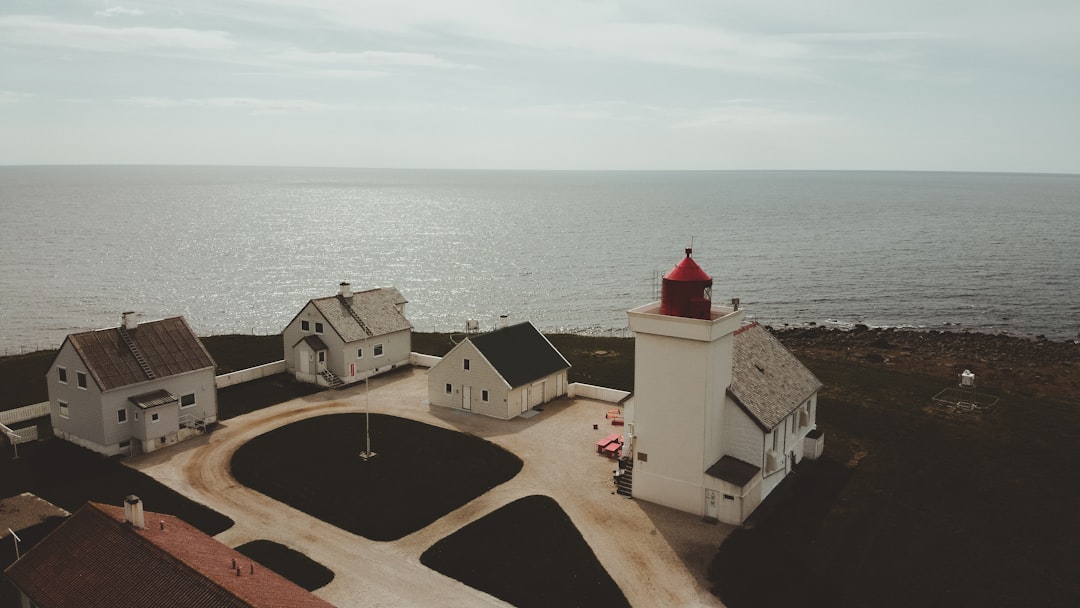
<box><xmin>421</xmin><ymin>495</ymin><xmax>630</xmax><ymax>608</ymax></box>
<box><xmin>234</xmin><ymin>540</ymin><xmax>335</xmax><ymax>592</ymax></box>
<box><xmin>709</xmin><ymin>358</ymin><xmax>1080</xmax><ymax>608</ymax></box>
<box><xmin>230</xmin><ymin>413</ymin><xmax>523</xmax><ymax>541</ymax></box>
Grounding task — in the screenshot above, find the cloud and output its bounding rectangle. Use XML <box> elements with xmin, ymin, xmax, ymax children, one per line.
<box><xmin>672</xmin><ymin>103</ymin><xmax>834</xmax><ymax>129</ymax></box>
<box><xmin>0</xmin><ymin>91</ymin><xmax>35</xmax><ymax>104</ymax></box>
<box><xmin>119</xmin><ymin>96</ymin><xmax>342</xmax><ymax>114</ymax></box>
<box><xmin>0</xmin><ymin>15</ymin><xmax>236</xmax><ymax>52</ymax></box>
<box><xmin>95</xmin><ymin>7</ymin><xmax>146</xmax><ymax>18</ymax></box>
<box><xmin>272</xmin><ymin>48</ymin><xmax>474</xmax><ymax>69</ymax></box>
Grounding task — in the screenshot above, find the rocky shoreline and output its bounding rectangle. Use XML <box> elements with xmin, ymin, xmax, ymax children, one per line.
<box><xmin>772</xmin><ymin>325</ymin><xmax>1080</xmax><ymax>403</ymax></box>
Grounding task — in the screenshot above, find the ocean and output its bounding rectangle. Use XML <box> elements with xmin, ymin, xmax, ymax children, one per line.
<box><xmin>1</xmin><ymin>166</ymin><xmax>1078</xmax><ymax>354</ymax></box>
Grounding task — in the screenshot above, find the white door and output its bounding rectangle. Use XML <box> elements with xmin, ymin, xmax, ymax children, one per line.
<box><xmin>705</xmin><ymin>490</ymin><xmax>719</xmax><ymax>520</ymax></box>
<box><xmin>462</xmin><ymin>386</ymin><xmax>471</xmax><ymax>411</ymax></box>
<box><xmin>298</xmin><ymin>349</ymin><xmax>310</xmax><ymax>374</ymax></box>
<box><xmin>529</xmin><ymin>382</ymin><xmax>544</xmax><ymax>407</ymax></box>
<box><xmin>521</xmin><ymin>390</ymin><xmax>529</xmax><ymax>413</ymax></box>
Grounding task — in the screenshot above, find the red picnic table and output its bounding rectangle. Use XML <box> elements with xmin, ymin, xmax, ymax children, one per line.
<box><xmin>596</xmin><ymin>432</ymin><xmax>623</xmax><ymax>457</ymax></box>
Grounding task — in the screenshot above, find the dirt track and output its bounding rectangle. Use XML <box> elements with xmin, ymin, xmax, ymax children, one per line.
<box><xmin>128</xmin><ymin>368</ymin><xmax>729</xmax><ymax>607</ymax></box>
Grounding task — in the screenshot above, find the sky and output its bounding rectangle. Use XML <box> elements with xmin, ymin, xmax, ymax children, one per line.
<box><xmin>2</xmin><ymin>1</ymin><xmax>1078</xmax><ymax>172</ymax></box>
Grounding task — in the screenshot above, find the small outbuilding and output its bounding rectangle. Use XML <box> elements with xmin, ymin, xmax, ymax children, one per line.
<box><xmin>283</xmin><ymin>282</ymin><xmax>412</xmax><ymax>388</ymax></box>
<box><xmin>427</xmin><ymin>322</ymin><xmax>570</xmax><ymax>419</ymax></box>
<box><xmin>46</xmin><ymin>314</ymin><xmax>218</xmax><ymax>457</ymax></box>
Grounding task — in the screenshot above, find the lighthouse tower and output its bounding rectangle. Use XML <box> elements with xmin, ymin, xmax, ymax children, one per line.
<box><xmin>625</xmin><ymin>248</ymin><xmax>744</xmax><ymax>516</ymax></box>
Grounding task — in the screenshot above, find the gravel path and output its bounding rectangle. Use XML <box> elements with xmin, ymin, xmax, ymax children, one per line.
<box><xmin>128</xmin><ymin>368</ymin><xmax>729</xmax><ymax>607</ymax></box>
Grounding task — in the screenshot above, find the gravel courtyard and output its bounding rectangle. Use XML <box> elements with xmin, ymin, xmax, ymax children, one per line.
<box><xmin>128</xmin><ymin>367</ymin><xmax>731</xmax><ymax>607</ymax></box>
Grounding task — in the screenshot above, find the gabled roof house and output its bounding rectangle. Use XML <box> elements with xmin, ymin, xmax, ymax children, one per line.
<box><xmin>3</xmin><ymin>497</ymin><xmax>334</xmax><ymax>608</ymax></box>
<box><xmin>47</xmin><ymin>314</ymin><xmax>218</xmax><ymax>457</ymax></box>
<box><xmin>427</xmin><ymin>322</ymin><xmax>571</xmax><ymax>419</ymax></box>
<box><xmin>283</xmin><ymin>282</ymin><xmax>412</xmax><ymax>388</ymax></box>
<box><xmin>624</xmin><ymin>249</ymin><xmax>824</xmax><ymax>525</ymax></box>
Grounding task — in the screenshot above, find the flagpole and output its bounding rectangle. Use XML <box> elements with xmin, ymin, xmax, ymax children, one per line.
<box><xmin>359</xmin><ymin>373</ymin><xmax>376</xmax><ymax>461</ymax></box>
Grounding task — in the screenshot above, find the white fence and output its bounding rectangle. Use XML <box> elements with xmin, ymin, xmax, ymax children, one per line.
<box><xmin>215</xmin><ymin>360</ymin><xmax>287</xmax><ymax>388</ymax></box>
<box><xmin>0</xmin><ymin>402</ymin><xmax>50</xmax><ymax>426</ymax></box>
<box><xmin>568</xmin><ymin>383</ymin><xmax>631</xmax><ymax>404</ymax></box>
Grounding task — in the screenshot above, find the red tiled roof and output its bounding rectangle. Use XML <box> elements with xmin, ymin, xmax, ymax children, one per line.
<box><xmin>65</xmin><ymin>317</ymin><xmax>216</xmax><ymax>391</ymax></box>
<box><xmin>4</xmin><ymin>502</ymin><xmax>334</xmax><ymax>608</ymax></box>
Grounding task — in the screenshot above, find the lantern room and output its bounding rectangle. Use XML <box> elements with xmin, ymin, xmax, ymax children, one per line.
<box><xmin>659</xmin><ymin>248</ymin><xmax>713</xmax><ymax>319</ymax></box>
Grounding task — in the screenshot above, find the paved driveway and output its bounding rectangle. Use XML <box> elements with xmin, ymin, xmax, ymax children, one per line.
<box><xmin>129</xmin><ymin>368</ymin><xmax>730</xmax><ymax>607</ymax></box>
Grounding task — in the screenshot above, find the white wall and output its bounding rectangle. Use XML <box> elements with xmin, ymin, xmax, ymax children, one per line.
<box><xmin>216</xmin><ymin>360</ymin><xmax>287</xmax><ymax>388</ymax></box>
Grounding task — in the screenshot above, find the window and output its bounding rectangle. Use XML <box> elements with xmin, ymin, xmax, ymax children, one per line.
<box><xmin>119</xmin><ymin>440</ymin><xmax>130</xmax><ymax>449</ymax></box>
<box><xmin>374</xmin><ymin>344</ymin><xmax>384</xmax><ymax>357</ymax></box>
<box><xmin>151</xmin><ymin>413</ymin><xmax>160</xmax><ymax>423</ymax></box>
<box><xmin>481</xmin><ymin>390</ymin><xmax>489</xmax><ymax>402</ymax></box>
<box><xmin>134</xmin><ymin>412</ymin><xmax>139</xmax><ymax>421</ymax></box>
<box><xmin>117</xmin><ymin>409</ymin><xmax>127</xmax><ymax>424</ymax></box>
<box><xmin>318</xmin><ymin>351</ymin><xmax>325</xmax><ymax>363</ymax></box>
<box><xmin>301</xmin><ymin>320</ymin><xmax>310</xmax><ymax>331</ymax></box>
<box><xmin>77</xmin><ymin>371</ymin><xmax>87</xmax><ymax>389</ymax></box>
<box><xmin>180</xmin><ymin>393</ymin><xmax>196</xmax><ymax>408</ymax></box>
<box><xmin>463</xmin><ymin>358</ymin><xmax>470</xmax><ymax>370</ymax></box>
<box><xmin>58</xmin><ymin>367</ymin><xmax>67</xmax><ymax>383</ymax></box>
<box><xmin>357</xmin><ymin>347</ymin><xmax>363</xmax><ymax>358</ymax></box>
<box><xmin>314</xmin><ymin>322</ymin><xmax>324</xmax><ymax>334</ymax></box>
<box><xmin>445</xmin><ymin>383</ymin><xmax>452</xmax><ymax>395</ymax></box>
<box><xmin>58</xmin><ymin>400</ymin><xmax>69</xmax><ymax>418</ymax></box>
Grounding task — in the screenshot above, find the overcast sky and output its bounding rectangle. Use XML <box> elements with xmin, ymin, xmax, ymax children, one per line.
<box><xmin>2</xmin><ymin>1</ymin><xmax>1078</xmax><ymax>172</ymax></box>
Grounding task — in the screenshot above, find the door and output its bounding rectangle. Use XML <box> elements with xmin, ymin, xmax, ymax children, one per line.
<box><xmin>705</xmin><ymin>490</ymin><xmax>719</xmax><ymax>520</ymax></box>
<box><xmin>316</xmin><ymin>350</ymin><xmax>327</xmax><ymax>373</ymax></box>
<box><xmin>298</xmin><ymin>349</ymin><xmax>310</xmax><ymax>374</ymax></box>
<box><xmin>462</xmin><ymin>386</ymin><xmax>471</xmax><ymax>411</ymax></box>
<box><xmin>521</xmin><ymin>390</ymin><xmax>529</xmax><ymax>414</ymax></box>
<box><xmin>529</xmin><ymin>381</ymin><xmax>544</xmax><ymax>407</ymax></box>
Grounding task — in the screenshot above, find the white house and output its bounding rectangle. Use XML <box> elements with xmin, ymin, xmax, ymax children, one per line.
<box><xmin>427</xmin><ymin>321</ymin><xmax>571</xmax><ymax>419</ymax></box>
<box><xmin>623</xmin><ymin>249</ymin><xmax>823</xmax><ymax>525</ymax></box>
<box><xmin>46</xmin><ymin>314</ymin><xmax>218</xmax><ymax>457</ymax></box>
<box><xmin>283</xmin><ymin>282</ymin><xmax>412</xmax><ymax>388</ymax></box>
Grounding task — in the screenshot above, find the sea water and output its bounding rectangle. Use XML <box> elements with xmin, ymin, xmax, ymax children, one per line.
<box><xmin>1</xmin><ymin>166</ymin><xmax>1078</xmax><ymax>353</ymax></box>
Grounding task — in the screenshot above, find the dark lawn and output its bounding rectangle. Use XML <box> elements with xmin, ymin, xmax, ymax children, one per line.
<box><xmin>200</xmin><ymin>334</ymin><xmax>283</xmax><ymax>374</ymax></box>
<box><xmin>230</xmin><ymin>413</ymin><xmax>522</xmax><ymax>541</ymax></box>
<box><xmin>421</xmin><ymin>495</ymin><xmax>629</xmax><ymax>608</ymax></box>
<box><xmin>0</xmin><ymin>440</ymin><xmax>233</xmax><ymax>536</ymax></box>
<box><xmin>217</xmin><ymin>373</ymin><xmax>324</xmax><ymax>420</ymax></box>
<box><xmin>710</xmin><ymin>358</ymin><xmax>1080</xmax><ymax>608</ymax></box>
<box><xmin>234</xmin><ymin>540</ymin><xmax>335</xmax><ymax>592</ymax></box>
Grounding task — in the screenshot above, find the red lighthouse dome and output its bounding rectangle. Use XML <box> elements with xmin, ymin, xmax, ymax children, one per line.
<box><xmin>660</xmin><ymin>248</ymin><xmax>713</xmax><ymax>319</ymax></box>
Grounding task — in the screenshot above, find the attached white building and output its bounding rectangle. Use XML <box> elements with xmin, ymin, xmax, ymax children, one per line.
<box><xmin>623</xmin><ymin>249</ymin><xmax>823</xmax><ymax>525</ymax></box>
<box><xmin>283</xmin><ymin>282</ymin><xmax>412</xmax><ymax>388</ymax></box>
<box><xmin>427</xmin><ymin>322</ymin><xmax>570</xmax><ymax>419</ymax></box>
<box><xmin>46</xmin><ymin>314</ymin><xmax>218</xmax><ymax>457</ymax></box>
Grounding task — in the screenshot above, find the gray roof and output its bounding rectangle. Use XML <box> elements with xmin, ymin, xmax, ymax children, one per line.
<box><xmin>63</xmin><ymin>317</ymin><xmax>216</xmax><ymax>392</ymax></box>
<box><xmin>309</xmin><ymin>287</ymin><xmax>411</xmax><ymax>343</ymax></box>
<box><xmin>468</xmin><ymin>322</ymin><xmax>571</xmax><ymax>388</ymax></box>
<box><xmin>706</xmin><ymin>455</ymin><xmax>761</xmax><ymax>487</ymax></box>
<box><xmin>728</xmin><ymin>323</ymin><xmax>822</xmax><ymax>431</ymax></box>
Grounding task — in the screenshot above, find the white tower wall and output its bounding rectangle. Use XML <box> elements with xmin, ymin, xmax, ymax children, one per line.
<box><xmin>628</xmin><ymin>301</ymin><xmax>743</xmax><ymax>516</ymax></box>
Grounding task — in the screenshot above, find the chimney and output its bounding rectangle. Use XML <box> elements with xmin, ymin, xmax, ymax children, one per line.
<box><xmin>339</xmin><ymin>282</ymin><xmax>352</xmax><ymax>298</ymax></box>
<box><xmin>731</xmin><ymin>297</ymin><xmax>740</xmax><ymax>311</ymax></box>
<box><xmin>124</xmin><ymin>495</ymin><xmax>145</xmax><ymax>529</ymax></box>
<box><xmin>122</xmin><ymin>311</ymin><xmax>138</xmax><ymax>331</ymax></box>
